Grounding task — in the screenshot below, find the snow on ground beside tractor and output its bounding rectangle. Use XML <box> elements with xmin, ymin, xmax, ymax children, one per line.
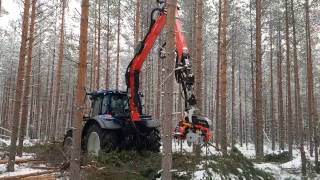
<box><xmin>0</xmin><ymin>164</ymin><xmax>44</xmax><ymax>178</ymax></box>
<box><xmin>171</xmin><ymin>140</ymin><xmax>320</xmax><ymax>179</ymax></box>
<box><xmin>0</xmin><ymin>138</ymin><xmax>40</xmax><ymax>147</ymax></box>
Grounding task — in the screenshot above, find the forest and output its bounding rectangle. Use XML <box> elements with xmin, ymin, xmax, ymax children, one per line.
<box><xmin>0</xmin><ymin>0</ymin><xmax>320</xmax><ymax>179</ymax></box>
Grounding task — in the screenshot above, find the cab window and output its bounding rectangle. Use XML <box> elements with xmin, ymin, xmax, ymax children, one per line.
<box><xmin>92</xmin><ymin>97</ymin><xmax>102</xmax><ymax>116</ymax></box>
<box><xmin>101</xmin><ymin>95</ymin><xmax>109</xmax><ymax>114</ymax></box>
<box><xmin>110</xmin><ymin>94</ymin><xmax>129</xmax><ymax>116</ymax></box>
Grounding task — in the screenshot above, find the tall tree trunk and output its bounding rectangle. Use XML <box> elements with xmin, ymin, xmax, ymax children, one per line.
<box><xmin>277</xmin><ymin>16</ymin><xmax>285</xmax><ymax>150</ymax></box>
<box><xmin>244</xmin><ymin>78</ymin><xmax>248</xmax><ymax>147</ymax></box>
<box><xmin>18</xmin><ymin>0</ymin><xmax>37</xmax><ymax>156</ymax></box>
<box><xmin>231</xmin><ymin>38</ymin><xmax>236</xmax><ymax>148</ymax></box>
<box><xmin>291</xmin><ymin>0</ymin><xmax>306</xmax><ymax>174</ymax></box>
<box><xmin>314</xmin><ymin>95</ymin><xmax>319</xmax><ymax>172</ymax></box>
<box><xmin>134</xmin><ymin>0</ymin><xmax>141</xmax><ymax>48</ymax></box>
<box><xmin>42</xmin><ymin>55</ymin><xmax>51</xmax><ymax>141</ymax></box>
<box><xmin>7</xmin><ymin>0</ymin><xmax>31</xmax><ymax>172</ymax></box>
<box><xmin>52</xmin><ymin>0</ymin><xmax>66</xmax><ymax>141</ymax></box>
<box><xmin>269</xmin><ymin>12</ymin><xmax>275</xmax><ymax>151</ymax></box>
<box><xmin>35</xmin><ymin>25</ymin><xmax>42</xmax><ymax>139</ymax></box>
<box><xmin>92</xmin><ymin>0</ymin><xmax>97</xmax><ymax>90</ymax></box>
<box><xmin>255</xmin><ymin>0</ymin><xmax>263</xmax><ymax>159</ymax></box>
<box><xmin>220</xmin><ymin>0</ymin><xmax>229</xmax><ymax>156</ymax></box>
<box><xmin>161</xmin><ymin>1</ymin><xmax>177</xmax><ymax>179</ymax></box>
<box><xmin>250</xmin><ymin>0</ymin><xmax>256</xmax><ymax>145</ymax></box>
<box><xmin>195</xmin><ymin>0</ymin><xmax>203</xmax><ymax>112</ymax></box>
<box><xmin>105</xmin><ymin>0</ymin><xmax>110</xmax><ymax>89</ymax></box>
<box><xmin>285</xmin><ymin>0</ymin><xmax>293</xmax><ymax>156</ymax></box>
<box><xmin>239</xmin><ymin>62</ymin><xmax>243</xmax><ymax>147</ymax></box>
<box><xmin>215</xmin><ymin>0</ymin><xmax>222</xmax><ymax>150</ymax></box>
<box><xmin>96</xmin><ymin>0</ymin><xmax>101</xmax><ymax>89</ymax></box>
<box><xmin>305</xmin><ymin>0</ymin><xmax>314</xmax><ymax>157</ymax></box>
<box><xmin>70</xmin><ymin>0</ymin><xmax>89</xmax><ymax>179</ymax></box>
<box><xmin>116</xmin><ymin>0</ymin><xmax>121</xmax><ymax>89</ymax></box>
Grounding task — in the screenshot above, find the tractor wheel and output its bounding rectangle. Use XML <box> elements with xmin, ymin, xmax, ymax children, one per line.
<box><xmin>145</xmin><ymin>128</ymin><xmax>161</xmax><ymax>152</ymax></box>
<box><xmin>84</xmin><ymin>123</ymin><xmax>119</xmax><ymax>156</ymax></box>
<box><xmin>63</xmin><ymin>130</ymin><xmax>73</xmax><ymax>159</ymax></box>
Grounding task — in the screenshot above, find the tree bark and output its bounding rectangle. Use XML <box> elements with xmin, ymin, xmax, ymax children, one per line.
<box><xmin>70</xmin><ymin>0</ymin><xmax>89</xmax><ymax>179</ymax></box>
<box><xmin>17</xmin><ymin>0</ymin><xmax>37</xmax><ymax>156</ymax></box>
<box><xmin>195</xmin><ymin>0</ymin><xmax>203</xmax><ymax>112</ymax></box>
<box><xmin>220</xmin><ymin>0</ymin><xmax>229</xmax><ymax>156</ymax></box>
<box><xmin>96</xmin><ymin>0</ymin><xmax>101</xmax><ymax>89</ymax></box>
<box><xmin>92</xmin><ymin>0</ymin><xmax>97</xmax><ymax>90</ymax></box>
<box><xmin>285</xmin><ymin>0</ymin><xmax>293</xmax><ymax>156</ymax></box>
<box><xmin>134</xmin><ymin>0</ymin><xmax>141</xmax><ymax>48</ymax></box>
<box><xmin>305</xmin><ymin>0</ymin><xmax>314</xmax><ymax>157</ymax></box>
<box><xmin>7</xmin><ymin>0</ymin><xmax>31</xmax><ymax>172</ymax></box>
<box><xmin>255</xmin><ymin>0</ymin><xmax>264</xmax><ymax>159</ymax></box>
<box><xmin>269</xmin><ymin>12</ymin><xmax>275</xmax><ymax>151</ymax></box>
<box><xmin>239</xmin><ymin>62</ymin><xmax>243</xmax><ymax>147</ymax></box>
<box><xmin>52</xmin><ymin>0</ymin><xmax>66</xmax><ymax>141</ymax></box>
<box><xmin>105</xmin><ymin>0</ymin><xmax>110</xmax><ymax>89</ymax></box>
<box><xmin>277</xmin><ymin>16</ymin><xmax>285</xmax><ymax>151</ymax></box>
<box><xmin>116</xmin><ymin>0</ymin><xmax>121</xmax><ymax>89</ymax></box>
<box><xmin>231</xmin><ymin>36</ymin><xmax>236</xmax><ymax>148</ymax></box>
<box><xmin>290</xmin><ymin>0</ymin><xmax>306</xmax><ymax>175</ymax></box>
<box><xmin>215</xmin><ymin>0</ymin><xmax>222</xmax><ymax>150</ymax></box>
<box><xmin>244</xmin><ymin>78</ymin><xmax>248</xmax><ymax>147</ymax></box>
<box><xmin>161</xmin><ymin>1</ymin><xmax>177</xmax><ymax>179</ymax></box>
<box><xmin>250</xmin><ymin>0</ymin><xmax>256</xmax><ymax>145</ymax></box>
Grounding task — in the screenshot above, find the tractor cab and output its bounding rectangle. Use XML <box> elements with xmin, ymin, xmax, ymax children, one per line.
<box><xmin>87</xmin><ymin>90</ymin><xmax>131</xmax><ymax>118</ymax></box>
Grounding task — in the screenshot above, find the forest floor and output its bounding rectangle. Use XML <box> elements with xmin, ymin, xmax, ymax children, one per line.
<box><xmin>0</xmin><ymin>138</ymin><xmax>320</xmax><ymax>179</ymax></box>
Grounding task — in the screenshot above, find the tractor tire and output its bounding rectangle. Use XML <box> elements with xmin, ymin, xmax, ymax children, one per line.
<box><xmin>63</xmin><ymin>130</ymin><xmax>73</xmax><ymax>160</ymax></box>
<box><xmin>145</xmin><ymin>128</ymin><xmax>161</xmax><ymax>152</ymax></box>
<box><xmin>83</xmin><ymin>123</ymin><xmax>119</xmax><ymax>155</ymax></box>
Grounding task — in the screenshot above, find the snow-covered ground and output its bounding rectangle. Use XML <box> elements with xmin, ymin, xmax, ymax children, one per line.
<box><xmin>0</xmin><ymin>151</ymin><xmax>45</xmax><ymax>178</ymax></box>
<box><xmin>1</xmin><ymin>137</ymin><xmax>320</xmax><ymax>179</ymax></box>
<box><xmin>171</xmin><ymin>140</ymin><xmax>320</xmax><ymax>180</ymax></box>
<box><xmin>0</xmin><ymin>164</ymin><xmax>45</xmax><ymax>178</ymax></box>
<box><xmin>0</xmin><ymin>138</ymin><xmax>40</xmax><ymax>148</ymax></box>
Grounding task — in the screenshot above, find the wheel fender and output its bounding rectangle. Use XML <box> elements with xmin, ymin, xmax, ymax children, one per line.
<box><xmin>143</xmin><ymin>118</ymin><xmax>160</xmax><ymax>128</ymax></box>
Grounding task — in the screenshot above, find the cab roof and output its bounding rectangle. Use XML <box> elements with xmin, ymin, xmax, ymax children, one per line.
<box><xmin>87</xmin><ymin>89</ymin><xmax>127</xmax><ymax>98</ymax></box>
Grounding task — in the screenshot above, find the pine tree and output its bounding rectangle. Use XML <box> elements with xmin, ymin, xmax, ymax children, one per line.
<box><xmin>290</xmin><ymin>0</ymin><xmax>306</xmax><ymax>175</ymax></box>
<box><xmin>285</xmin><ymin>0</ymin><xmax>293</xmax><ymax>156</ymax></box>
<box><xmin>116</xmin><ymin>0</ymin><xmax>121</xmax><ymax>89</ymax></box>
<box><xmin>161</xmin><ymin>1</ymin><xmax>177</xmax><ymax>179</ymax></box>
<box><xmin>70</xmin><ymin>0</ymin><xmax>89</xmax><ymax>179</ymax></box>
<box><xmin>52</xmin><ymin>0</ymin><xmax>66</xmax><ymax>140</ymax></box>
<box><xmin>17</xmin><ymin>0</ymin><xmax>37</xmax><ymax>156</ymax></box>
<box><xmin>220</xmin><ymin>0</ymin><xmax>229</xmax><ymax>156</ymax></box>
<box><xmin>269</xmin><ymin>12</ymin><xmax>275</xmax><ymax>151</ymax></box>
<box><xmin>105</xmin><ymin>0</ymin><xmax>110</xmax><ymax>89</ymax></box>
<box><xmin>255</xmin><ymin>0</ymin><xmax>264</xmax><ymax>159</ymax></box>
<box><xmin>7</xmin><ymin>0</ymin><xmax>31</xmax><ymax>172</ymax></box>
<box><xmin>277</xmin><ymin>14</ymin><xmax>285</xmax><ymax>151</ymax></box>
<box><xmin>195</xmin><ymin>0</ymin><xmax>204</xmax><ymax>112</ymax></box>
<box><xmin>215</xmin><ymin>0</ymin><xmax>222</xmax><ymax>150</ymax></box>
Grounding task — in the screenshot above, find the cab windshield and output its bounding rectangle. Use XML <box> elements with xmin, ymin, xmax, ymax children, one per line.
<box><xmin>110</xmin><ymin>94</ymin><xmax>129</xmax><ymax>116</ymax></box>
